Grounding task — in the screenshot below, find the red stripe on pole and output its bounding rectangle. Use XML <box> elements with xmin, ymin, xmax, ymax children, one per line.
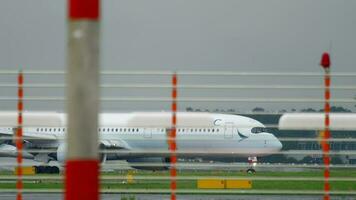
<box><xmin>324</xmin><ymin>182</ymin><xmax>330</xmax><ymax>191</ymax></box>
<box><xmin>172</xmin><ymin>88</ymin><xmax>177</xmax><ymax>99</ymax></box>
<box><xmin>17</xmin><ymin>102</ymin><xmax>23</xmax><ymax>112</ymax></box>
<box><xmin>65</xmin><ymin>160</ymin><xmax>99</xmax><ymax>200</ymax></box>
<box><xmin>325</xmin><ymin>90</ymin><xmax>330</xmax><ymax>100</ymax></box>
<box><xmin>324</xmin><ymin>130</ymin><xmax>330</xmax><ymax>138</ymax></box>
<box><xmin>16</xmin><ymin>71</ymin><xmax>23</xmax><ymax>200</ymax></box>
<box><xmin>325</xmin><ymin>77</ymin><xmax>330</xmax><ymax>87</ymax></box>
<box><xmin>18</xmin><ymin>88</ymin><xmax>23</xmax><ymax>98</ymax></box>
<box><xmin>320</xmin><ymin>52</ymin><xmax>331</xmax><ymax>200</ymax></box>
<box><xmin>324</xmin><ymin>103</ymin><xmax>330</xmax><ymax>114</ymax></box>
<box><xmin>325</xmin><ymin>116</ymin><xmax>330</xmax><ymax>126</ymax></box>
<box><xmin>16</xmin><ymin>180</ymin><xmax>23</xmax><ymax>190</ymax></box>
<box><xmin>69</xmin><ymin>0</ymin><xmax>100</xmax><ymax>20</ymax></box>
<box><xmin>170</xmin><ymin>73</ymin><xmax>178</xmax><ymax>200</ymax></box>
<box><xmin>16</xmin><ymin>193</ymin><xmax>22</xmax><ymax>200</ymax></box>
<box><xmin>18</xmin><ymin>73</ymin><xmax>23</xmax><ymax>85</ymax></box>
<box><xmin>324</xmin><ymin>169</ymin><xmax>330</xmax><ymax>178</ymax></box>
<box><xmin>17</xmin><ymin>114</ymin><xmax>23</xmax><ymax>124</ymax></box>
<box><xmin>323</xmin><ymin>156</ymin><xmax>330</xmax><ymax>165</ymax></box>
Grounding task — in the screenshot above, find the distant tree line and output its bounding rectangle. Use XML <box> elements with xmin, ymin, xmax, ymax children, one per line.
<box><xmin>186</xmin><ymin>106</ymin><xmax>352</xmax><ymax>113</ymax></box>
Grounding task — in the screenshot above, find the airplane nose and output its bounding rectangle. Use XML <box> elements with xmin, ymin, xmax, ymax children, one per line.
<box><xmin>267</xmin><ymin>133</ymin><xmax>283</xmax><ymax>151</ymax></box>
<box><xmin>275</xmin><ymin>139</ymin><xmax>283</xmax><ymax>150</ymax></box>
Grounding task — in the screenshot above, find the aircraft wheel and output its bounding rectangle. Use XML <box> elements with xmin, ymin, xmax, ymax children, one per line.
<box><xmin>34</xmin><ymin>166</ymin><xmax>60</xmax><ymax>174</ymax></box>
<box><xmin>246</xmin><ymin>168</ymin><xmax>256</xmax><ymax>174</ymax></box>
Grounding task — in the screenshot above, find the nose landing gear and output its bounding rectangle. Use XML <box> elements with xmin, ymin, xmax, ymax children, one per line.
<box><xmin>247</xmin><ymin>156</ymin><xmax>257</xmax><ymax>174</ymax></box>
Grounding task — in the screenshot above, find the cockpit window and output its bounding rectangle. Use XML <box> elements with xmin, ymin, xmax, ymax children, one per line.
<box><xmin>251</xmin><ymin>127</ymin><xmax>267</xmax><ymax>134</ymax></box>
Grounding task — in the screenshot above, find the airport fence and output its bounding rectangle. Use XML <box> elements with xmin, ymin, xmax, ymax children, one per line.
<box><xmin>0</xmin><ymin>70</ymin><xmax>355</xmax><ymax>199</ymax></box>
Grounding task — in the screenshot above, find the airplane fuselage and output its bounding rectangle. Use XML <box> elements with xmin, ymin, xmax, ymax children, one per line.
<box><xmin>0</xmin><ymin>112</ymin><xmax>282</xmax><ymax>164</ymax></box>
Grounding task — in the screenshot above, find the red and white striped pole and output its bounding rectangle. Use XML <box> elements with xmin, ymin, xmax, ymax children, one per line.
<box><xmin>169</xmin><ymin>73</ymin><xmax>178</xmax><ymax>200</ymax></box>
<box><xmin>16</xmin><ymin>71</ymin><xmax>24</xmax><ymax>200</ymax></box>
<box><xmin>65</xmin><ymin>0</ymin><xmax>100</xmax><ymax>200</ymax></box>
<box><xmin>320</xmin><ymin>52</ymin><xmax>331</xmax><ymax>200</ymax></box>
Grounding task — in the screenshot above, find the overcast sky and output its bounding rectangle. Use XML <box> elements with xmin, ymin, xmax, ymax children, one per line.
<box><xmin>0</xmin><ymin>0</ymin><xmax>355</xmax><ymax>112</ymax></box>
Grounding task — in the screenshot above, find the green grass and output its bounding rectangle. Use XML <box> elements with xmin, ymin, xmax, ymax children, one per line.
<box><xmin>1</xmin><ymin>170</ymin><xmax>356</xmax><ymax>192</ymax></box>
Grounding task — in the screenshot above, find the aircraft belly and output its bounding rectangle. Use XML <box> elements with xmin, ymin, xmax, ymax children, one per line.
<box><xmin>107</xmin><ymin>133</ymin><xmax>271</xmax><ymax>159</ymax></box>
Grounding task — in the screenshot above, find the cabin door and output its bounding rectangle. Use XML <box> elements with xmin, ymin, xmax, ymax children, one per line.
<box><xmin>224</xmin><ymin>122</ymin><xmax>234</xmax><ymax>139</ymax></box>
<box><xmin>144</xmin><ymin>128</ymin><xmax>152</xmax><ymax>138</ymax></box>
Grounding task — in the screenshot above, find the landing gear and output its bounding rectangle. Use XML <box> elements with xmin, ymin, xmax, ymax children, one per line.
<box><xmin>246</xmin><ymin>156</ymin><xmax>257</xmax><ymax>174</ymax></box>
<box><xmin>34</xmin><ymin>166</ymin><xmax>60</xmax><ymax>174</ymax></box>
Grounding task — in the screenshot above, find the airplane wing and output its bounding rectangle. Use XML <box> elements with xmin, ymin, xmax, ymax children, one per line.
<box><xmin>100</xmin><ymin>139</ymin><xmax>131</xmax><ymax>150</ymax></box>
<box><xmin>0</xmin><ymin>130</ymin><xmax>58</xmax><ymax>146</ymax></box>
<box><xmin>0</xmin><ymin>127</ymin><xmax>131</xmax><ymax>149</ymax></box>
<box><xmin>0</xmin><ymin>112</ymin><xmax>64</xmax><ymax>146</ymax></box>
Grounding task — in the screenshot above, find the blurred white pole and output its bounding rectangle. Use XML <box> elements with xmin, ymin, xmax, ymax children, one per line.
<box><xmin>65</xmin><ymin>0</ymin><xmax>100</xmax><ymax>200</ymax></box>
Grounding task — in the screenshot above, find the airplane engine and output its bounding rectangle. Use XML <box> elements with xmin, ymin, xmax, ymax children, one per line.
<box><xmin>56</xmin><ymin>142</ymin><xmax>107</xmax><ymax>164</ymax></box>
<box><xmin>56</xmin><ymin>143</ymin><xmax>66</xmax><ymax>163</ymax></box>
<box><xmin>0</xmin><ymin>143</ymin><xmax>34</xmax><ymax>158</ymax></box>
<box><xmin>0</xmin><ymin>144</ymin><xmax>17</xmax><ymax>157</ymax></box>
<box><xmin>127</xmin><ymin>157</ymin><xmax>170</xmax><ymax>171</ymax></box>
<box><xmin>99</xmin><ymin>143</ymin><xmax>107</xmax><ymax>163</ymax></box>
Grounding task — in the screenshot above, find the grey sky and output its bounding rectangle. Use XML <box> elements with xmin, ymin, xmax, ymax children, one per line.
<box><xmin>0</xmin><ymin>0</ymin><xmax>355</xmax><ymax>112</ymax></box>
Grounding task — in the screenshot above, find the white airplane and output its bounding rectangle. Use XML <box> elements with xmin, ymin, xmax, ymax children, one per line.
<box><xmin>0</xmin><ymin>112</ymin><xmax>282</xmax><ymax>173</ymax></box>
